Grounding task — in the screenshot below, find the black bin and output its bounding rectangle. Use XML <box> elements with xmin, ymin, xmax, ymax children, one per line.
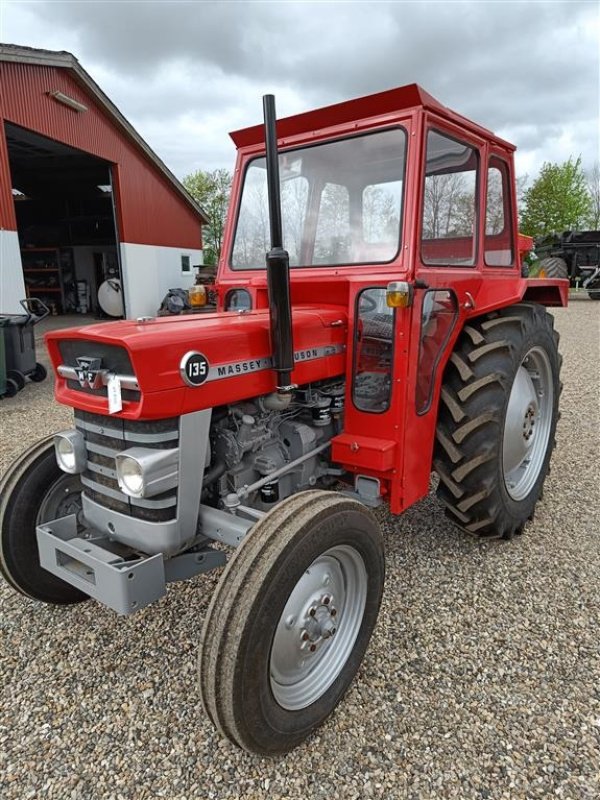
<box><xmin>0</xmin><ymin>298</ymin><xmax>49</xmax><ymax>389</ymax></box>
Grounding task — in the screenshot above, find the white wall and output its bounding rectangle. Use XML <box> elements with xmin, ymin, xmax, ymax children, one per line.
<box><xmin>119</xmin><ymin>242</ymin><xmax>203</xmax><ymax>319</ymax></box>
<box><xmin>0</xmin><ymin>230</ymin><xmax>26</xmax><ymax>314</ymax></box>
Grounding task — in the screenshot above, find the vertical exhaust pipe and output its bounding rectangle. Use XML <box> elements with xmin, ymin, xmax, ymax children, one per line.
<box><xmin>263</xmin><ymin>94</ymin><xmax>294</xmax><ymax>393</ymax></box>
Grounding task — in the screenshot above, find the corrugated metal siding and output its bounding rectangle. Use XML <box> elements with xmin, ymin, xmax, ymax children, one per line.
<box><xmin>0</xmin><ymin>62</ymin><xmax>202</xmax><ymax>248</ymax></box>
<box><xmin>0</xmin><ymin>74</ymin><xmax>17</xmax><ymax>230</ymax></box>
<box><xmin>0</xmin><ymin>121</ymin><xmax>17</xmax><ymax>230</ymax></box>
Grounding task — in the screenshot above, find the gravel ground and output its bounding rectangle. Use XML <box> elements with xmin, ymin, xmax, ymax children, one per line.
<box><xmin>1</xmin><ymin>300</ymin><xmax>599</xmax><ymax>799</ymax></box>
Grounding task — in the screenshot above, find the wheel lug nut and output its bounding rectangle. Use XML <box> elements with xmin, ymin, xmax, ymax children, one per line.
<box><xmin>302</xmin><ymin>631</ymin><xmax>309</xmax><ymax>641</ymax></box>
<box><xmin>330</xmin><ymin>608</ymin><xmax>337</xmax><ymax>617</ymax></box>
<box><xmin>309</xmin><ymin>608</ymin><xmax>316</xmax><ymax>617</ymax></box>
<box><xmin>310</xmin><ymin>644</ymin><xmax>317</xmax><ymax>652</ymax></box>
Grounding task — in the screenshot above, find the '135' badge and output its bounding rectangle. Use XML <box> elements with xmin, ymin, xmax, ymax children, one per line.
<box><xmin>180</xmin><ymin>351</ymin><xmax>210</xmax><ymax>387</ymax></box>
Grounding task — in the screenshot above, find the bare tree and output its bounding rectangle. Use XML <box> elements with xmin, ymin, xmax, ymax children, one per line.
<box><xmin>515</xmin><ymin>173</ymin><xmax>529</xmax><ymax>212</ymax></box>
<box><xmin>423</xmin><ymin>173</ymin><xmax>471</xmax><ymax>238</ymax></box>
<box><xmin>281</xmin><ymin>178</ymin><xmax>309</xmax><ymax>264</ymax></box>
<box><xmin>363</xmin><ymin>184</ymin><xmax>400</xmax><ymax>243</ymax></box>
<box><xmin>314</xmin><ymin>183</ymin><xmax>350</xmax><ymax>263</ymax></box>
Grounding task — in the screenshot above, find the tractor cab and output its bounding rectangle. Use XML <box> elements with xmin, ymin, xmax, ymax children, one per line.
<box><xmin>215</xmin><ymin>84</ymin><xmax>567</xmax><ymax>512</ymax></box>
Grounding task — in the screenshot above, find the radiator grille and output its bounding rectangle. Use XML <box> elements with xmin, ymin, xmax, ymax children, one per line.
<box><xmin>58</xmin><ymin>341</ymin><xmax>140</xmax><ymax>401</ymax></box>
<box><xmin>74</xmin><ymin>410</ymin><xmax>178</xmax><ymax>522</ymax></box>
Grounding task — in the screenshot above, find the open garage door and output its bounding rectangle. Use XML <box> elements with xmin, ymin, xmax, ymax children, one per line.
<box><xmin>6</xmin><ymin>122</ymin><xmax>123</xmax><ymax>317</ymax></box>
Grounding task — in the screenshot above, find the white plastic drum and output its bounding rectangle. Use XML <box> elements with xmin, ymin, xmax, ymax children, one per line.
<box><xmin>98</xmin><ymin>279</ymin><xmax>124</xmax><ymax>317</ymax></box>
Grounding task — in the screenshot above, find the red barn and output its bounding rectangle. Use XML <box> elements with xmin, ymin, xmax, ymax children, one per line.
<box><xmin>0</xmin><ymin>44</ymin><xmax>208</xmax><ymax>318</ymax></box>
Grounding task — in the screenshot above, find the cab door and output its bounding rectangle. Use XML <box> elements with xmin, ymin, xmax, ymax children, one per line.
<box><xmin>400</xmin><ymin>118</ymin><xmax>486</xmax><ymax>510</ymax></box>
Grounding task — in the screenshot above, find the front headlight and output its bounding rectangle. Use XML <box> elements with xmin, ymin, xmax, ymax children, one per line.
<box><xmin>54</xmin><ymin>430</ymin><xmax>86</xmax><ymax>474</ymax></box>
<box><xmin>116</xmin><ymin>456</ymin><xmax>145</xmax><ymax>497</ymax></box>
<box><xmin>115</xmin><ymin>447</ymin><xmax>179</xmax><ymax>498</ymax></box>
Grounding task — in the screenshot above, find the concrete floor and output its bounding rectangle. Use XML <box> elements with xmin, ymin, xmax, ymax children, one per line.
<box><xmin>34</xmin><ymin>313</ymin><xmax>105</xmax><ymax>341</ymax></box>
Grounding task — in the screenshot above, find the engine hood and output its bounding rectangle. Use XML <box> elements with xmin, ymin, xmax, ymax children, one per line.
<box><xmin>46</xmin><ymin>307</ymin><xmax>348</xmax><ymax>419</ymax></box>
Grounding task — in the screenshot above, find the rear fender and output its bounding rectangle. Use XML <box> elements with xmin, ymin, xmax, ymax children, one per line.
<box><xmin>521</xmin><ymin>279</ymin><xmax>569</xmax><ymax>307</ymax></box>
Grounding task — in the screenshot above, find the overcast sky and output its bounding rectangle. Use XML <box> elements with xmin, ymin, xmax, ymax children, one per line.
<box><xmin>1</xmin><ymin>0</ymin><xmax>598</xmax><ymax>184</ymax></box>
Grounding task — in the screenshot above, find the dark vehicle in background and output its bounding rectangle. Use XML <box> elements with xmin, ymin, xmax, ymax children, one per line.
<box><xmin>535</xmin><ymin>230</ymin><xmax>600</xmax><ymax>299</ymax></box>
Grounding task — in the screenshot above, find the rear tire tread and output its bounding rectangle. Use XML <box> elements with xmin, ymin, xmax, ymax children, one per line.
<box><xmin>434</xmin><ymin>303</ymin><xmax>561</xmax><ymax>539</ymax></box>
<box><xmin>538</xmin><ymin>256</ymin><xmax>568</xmax><ymax>279</ymax></box>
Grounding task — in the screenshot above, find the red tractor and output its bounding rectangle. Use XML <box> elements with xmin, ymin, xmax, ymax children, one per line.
<box><xmin>0</xmin><ymin>85</ymin><xmax>567</xmax><ymax>755</ymax></box>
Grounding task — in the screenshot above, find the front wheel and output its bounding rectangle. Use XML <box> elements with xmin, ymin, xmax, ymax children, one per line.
<box><xmin>0</xmin><ymin>436</ymin><xmax>87</xmax><ymax>604</ymax></box>
<box><xmin>435</xmin><ymin>303</ymin><xmax>561</xmax><ymax>539</ymax></box>
<box><xmin>198</xmin><ymin>490</ymin><xmax>385</xmax><ymax>755</ymax></box>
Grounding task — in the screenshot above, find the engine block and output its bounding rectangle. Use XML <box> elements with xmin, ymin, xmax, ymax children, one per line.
<box><xmin>209</xmin><ymin>380</ymin><xmax>344</xmax><ymax>510</ymax></box>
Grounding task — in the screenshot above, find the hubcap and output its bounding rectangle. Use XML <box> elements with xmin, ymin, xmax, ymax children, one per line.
<box><xmin>269</xmin><ymin>545</ymin><xmax>367</xmax><ymax>710</ymax></box>
<box><xmin>37</xmin><ymin>474</ymin><xmax>83</xmax><ymax>526</ymax></box>
<box><xmin>502</xmin><ymin>346</ymin><xmax>554</xmax><ymax>501</ymax></box>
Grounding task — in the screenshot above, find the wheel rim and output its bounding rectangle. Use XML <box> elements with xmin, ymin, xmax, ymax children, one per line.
<box><xmin>502</xmin><ymin>346</ymin><xmax>554</xmax><ymax>501</ymax></box>
<box><xmin>269</xmin><ymin>544</ymin><xmax>367</xmax><ymax>711</ymax></box>
<box><xmin>37</xmin><ymin>473</ymin><xmax>83</xmax><ymax>525</ymax></box>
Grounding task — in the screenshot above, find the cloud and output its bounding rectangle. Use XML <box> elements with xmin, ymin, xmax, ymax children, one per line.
<box><xmin>2</xmin><ymin>0</ymin><xmax>598</xmax><ymax>181</ymax></box>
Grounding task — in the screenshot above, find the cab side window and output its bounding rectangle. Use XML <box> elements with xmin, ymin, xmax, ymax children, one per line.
<box><xmin>353</xmin><ymin>288</ymin><xmax>394</xmax><ymax>413</ymax></box>
<box><xmin>421</xmin><ymin>130</ymin><xmax>479</xmax><ymax>267</ymax></box>
<box><xmin>485</xmin><ymin>158</ymin><xmax>514</xmax><ymax>267</ymax></box>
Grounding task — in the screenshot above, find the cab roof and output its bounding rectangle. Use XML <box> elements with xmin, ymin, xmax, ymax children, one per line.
<box><xmin>230</xmin><ymin>83</ymin><xmax>515</xmax><ymax>152</ymax></box>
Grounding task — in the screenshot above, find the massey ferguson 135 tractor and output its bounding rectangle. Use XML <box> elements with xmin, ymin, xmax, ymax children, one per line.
<box><xmin>0</xmin><ymin>85</ymin><xmax>567</xmax><ymax>755</ymax></box>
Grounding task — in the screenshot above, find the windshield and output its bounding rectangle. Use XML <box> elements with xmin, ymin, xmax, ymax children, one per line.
<box><xmin>231</xmin><ymin>128</ymin><xmax>407</xmax><ymax>269</ymax></box>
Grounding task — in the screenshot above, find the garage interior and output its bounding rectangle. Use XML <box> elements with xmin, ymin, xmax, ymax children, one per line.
<box><xmin>6</xmin><ymin>122</ymin><xmax>123</xmax><ymax>317</ymax></box>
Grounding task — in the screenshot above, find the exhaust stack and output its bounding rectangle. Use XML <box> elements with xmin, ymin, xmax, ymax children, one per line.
<box><xmin>263</xmin><ymin>94</ymin><xmax>294</xmax><ymax>393</ymax></box>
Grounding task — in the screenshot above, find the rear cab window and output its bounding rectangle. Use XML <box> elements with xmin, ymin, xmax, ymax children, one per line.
<box><xmin>484</xmin><ymin>157</ymin><xmax>515</xmax><ymax>267</ymax></box>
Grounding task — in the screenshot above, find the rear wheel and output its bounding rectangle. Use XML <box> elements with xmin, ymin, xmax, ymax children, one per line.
<box><xmin>0</xmin><ymin>436</ymin><xmax>87</xmax><ymax>603</ymax></box>
<box><xmin>198</xmin><ymin>490</ymin><xmax>385</xmax><ymax>755</ymax></box>
<box><xmin>435</xmin><ymin>303</ymin><xmax>561</xmax><ymax>539</ymax></box>
<box><xmin>538</xmin><ymin>256</ymin><xmax>568</xmax><ymax>279</ymax></box>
